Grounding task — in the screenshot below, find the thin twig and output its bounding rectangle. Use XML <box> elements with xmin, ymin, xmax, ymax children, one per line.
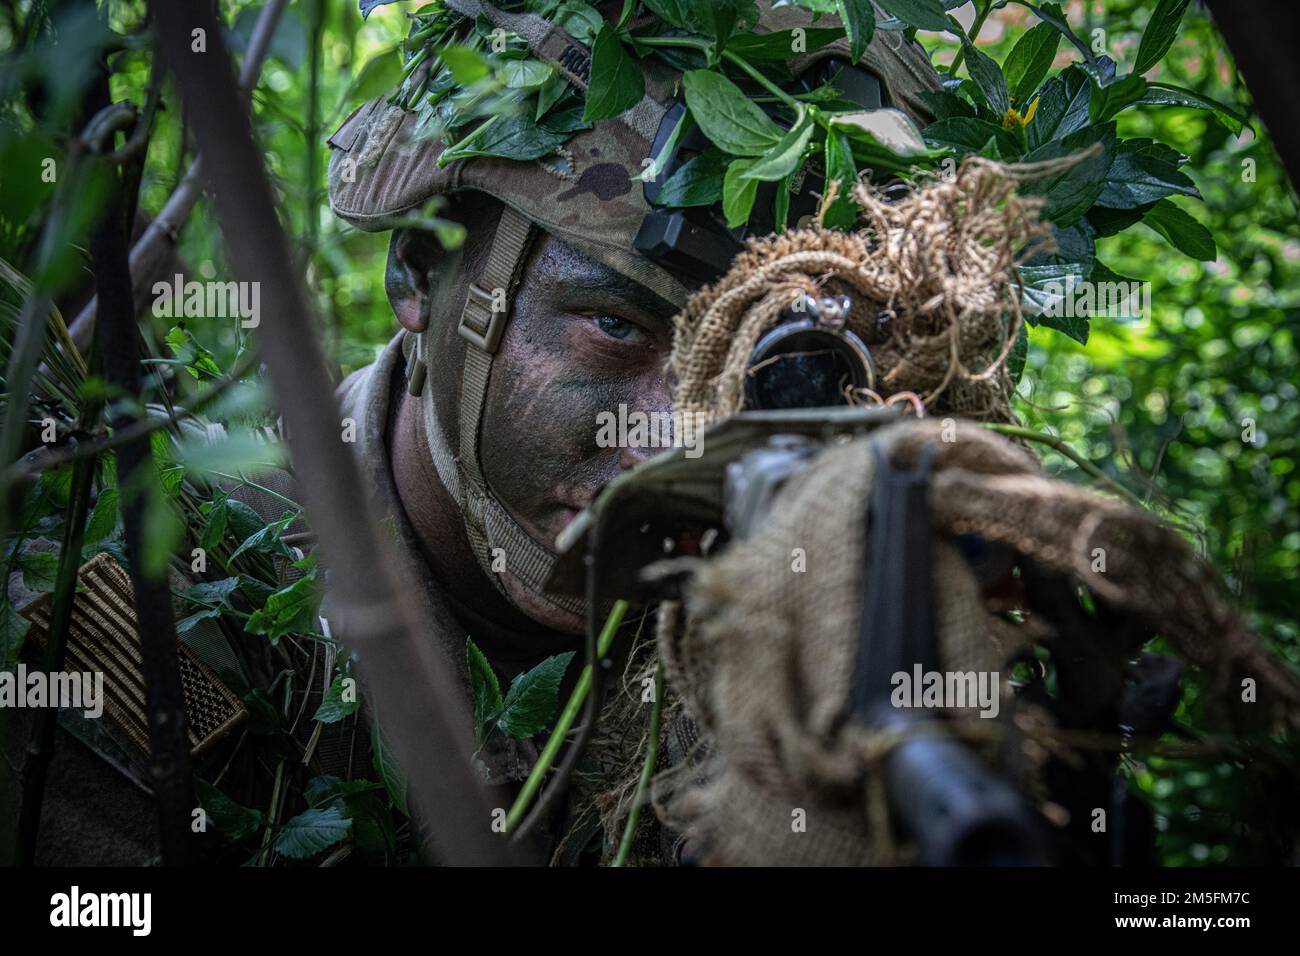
<box><xmin>151</xmin><ymin>0</ymin><xmax>509</xmax><ymax>866</ymax></box>
<box><xmin>982</xmin><ymin>422</ymin><xmax>1148</xmax><ymax>511</ymax></box>
<box><xmin>612</xmin><ymin>656</ymin><xmax>664</xmax><ymax>867</ymax></box>
<box><xmin>67</xmin><ymin>0</ymin><xmax>291</xmax><ymax>354</ymax></box>
<box><xmin>505</xmin><ymin>600</ymin><xmax>629</xmax><ymax>834</ymax></box>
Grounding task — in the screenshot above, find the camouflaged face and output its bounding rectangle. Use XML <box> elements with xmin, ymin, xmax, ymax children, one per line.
<box><xmin>326</xmin><ymin>3</ymin><xmax>943</xmax><ymax>309</ymax></box>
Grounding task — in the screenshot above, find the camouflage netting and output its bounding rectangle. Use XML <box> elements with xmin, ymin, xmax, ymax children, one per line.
<box><xmin>670</xmin><ymin>156</ymin><xmax>1067</xmax><ymax>426</ymax></box>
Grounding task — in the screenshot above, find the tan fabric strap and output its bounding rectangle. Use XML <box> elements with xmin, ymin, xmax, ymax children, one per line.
<box><xmin>458</xmin><ymin>204</ymin><xmax>533</xmax><ymax>488</ymax></box>
<box><xmin>411</xmin><ymin>202</ymin><xmax>586</xmax><ymax>617</ymax></box>
<box><xmin>445</xmin><ymin>0</ymin><xmax>591</xmax><ymax>91</ymax></box>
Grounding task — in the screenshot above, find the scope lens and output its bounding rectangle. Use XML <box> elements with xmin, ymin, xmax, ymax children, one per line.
<box><xmin>744</xmin><ymin>324</ymin><xmax>874</xmax><ymax>410</ymax></box>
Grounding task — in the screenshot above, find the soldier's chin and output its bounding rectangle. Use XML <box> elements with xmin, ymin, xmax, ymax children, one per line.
<box><xmin>499</xmin><ymin>572</ymin><xmax>586</xmax><ymax>635</ymax></box>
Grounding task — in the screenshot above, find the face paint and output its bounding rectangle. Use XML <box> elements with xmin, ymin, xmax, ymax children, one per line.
<box><xmin>414</xmin><ymin>232</ymin><xmax>676</xmax><ymax>635</ymax></box>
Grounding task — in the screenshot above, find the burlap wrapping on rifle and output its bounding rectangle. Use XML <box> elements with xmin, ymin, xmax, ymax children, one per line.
<box><xmin>569</xmin><ymin>158</ymin><xmax>1300</xmax><ymax>865</ymax></box>
<box><xmin>671</xmin><ymin>157</ymin><xmax>1062</xmax><ymax>425</ymax></box>
<box><xmin>648</xmin><ymin>419</ymin><xmax>1300</xmax><ymax>865</ymax></box>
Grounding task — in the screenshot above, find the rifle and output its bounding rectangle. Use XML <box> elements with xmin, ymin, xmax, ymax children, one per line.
<box><xmin>545</xmin><ymin>294</ymin><xmax>1169</xmax><ymax>865</ymax></box>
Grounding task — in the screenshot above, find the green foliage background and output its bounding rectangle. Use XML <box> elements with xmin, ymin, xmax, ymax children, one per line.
<box><xmin>2</xmin><ymin>0</ymin><xmax>1298</xmax><ymax>865</ymax></box>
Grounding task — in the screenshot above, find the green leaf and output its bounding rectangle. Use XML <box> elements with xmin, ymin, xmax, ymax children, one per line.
<box><xmin>38</xmin><ymin>466</ymin><xmax>73</xmax><ymax>509</ymax></box>
<box><xmin>1136</xmin><ymin>82</ymin><xmax>1248</xmax><ymax>136</ymax></box>
<box><xmin>164</xmin><ymin>324</ymin><xmax>222</xmax><ymax>381</ymax></box>
<box><xmin>225</xmin><ymin>498</ymin><xmax>265</xmax><ymax>544</ymax></box>
<box><xmin>371</xmin><ymin>721</ymin><xmax>409</xmax><ymax>817</ymax></box>
<box><xmin>304</xmin><ymin>775</ymin><xmax>375</xmax><ymax>809</ymax></box>
<box><xmin>924</xmin><ymin>116</ymin><xmax>1018</xmax><ymax>157</ymax></box>
<box><xmin>537</xmin><ymin>104</ymin><xmax>592</xmax><ymax>136</ymax></box>
<box><xmin>774</xmin><ymin>171</ymin><xmax>793</xmax><ymax>231</ymax></box>
<box><xmin>444</xmin><ymin>115</ymin><xmax>570</xmax><ymax>163</ymax></box>
<box><xmin>642</xmin><ymin>0</ymin><xmax>703</xmax><ymax>32</ymax></box>
<box><xmin>830</xmin><ymin>108</ymin><xmax>935</xmax><ymax>158</ymax></box>
<box><xmin>83</xmin><ymin>488</ymin><xmax>118</xmax><ymax>545</ymax></box>
<box><xmin>439</xmin><ymin>44</ymin><xmax>490</xmax><ymax>84</ymax></box>
<box><xmin>19</xmin><ymin>551</ymin><xmax>60</xmax><ymax>592</ymax></box>
<box><xmin>347</xmin><ymin>47</ymin><xmax>403</xmax><ymax>102</ymax></box>
<box><xmin>1002</xmin><ymin>21</ymin><xmax>1060</xmax><ymax>104</ymax></box>
<box><xmin>1142</xmin><ymin>199</ymin><xmax>1216</xmax><ymax>261</ymax></box>
<box><xmin>195</xmin><ymin>779</ymin><xmax>263</xmax><ymax>841</ymax></box>
<box><xmin>722</xmin><ymin>157</ymin><xmax>761</xmax><ymax>228</ymax></box>
<box><xmin>725</xmin><ymin>27</ymin><xmax>844</xmax><ymax>61</ymax></box>
<box><xmin>314</xmin><ymin>673</ymin><xmax>360</xmax><ymax>724</ymax></box>
<box><xmin>742</xmin><ymin>111</ymin><xmax>814</xmax><ymax>181</ymax></box>
<box><xmin>683</xmin><ymin>69</ymin><xmax>783</xmax><ymax>157</ymax></box>
<box><xmin>501</xmin><ymin>58</ymin><xmax>553</xmax><ymax>90</ymax></box>
<box><xmin>1026</xmin><ymin>65</ymin><xmax>1091</xmax><ymax>150</ymax></box>
<box><xmin>343</xmin><ymin>789</ymin><xmax>397</xmax><ymax>856</ymax></box>
<box><xmin>653</xmin><ymin>151</ymin><xmax>728</xmax><ymax>206</ymax></box>
<box><xmin>467</xmin><ymin>637</ymin><xmax>502</xmax><ymax>743</ymax></box>
<box><xmin>1087</xmin><ymin>203</ymin><xmax>1149</xmax><ymax>238</ymax></box>
<box><xmin>495</xmin><ymin>651</ymin><xmax>576</xmax><ymax>740</ymax></box>
<box><xmin>1026</xmin><ymin>1</ymin><xmax>1092</xmax><ymax>61</ymax></box>
<box><xmin>1134</xmin><ymin>0</ymin><xmax>1191</xmax><ymax>75</ymax></box>
<box><xmin>960</xmin><ymin>36</ymin><xmax>1009</xmax><ymax>117</ymax></box>
<box><xmin>551</xmin><ymin>1</ymin><xmax>604</xmax><ymax>44</ymax></box>
<box><xmin>1020</xmin><ymin>122</ymin><xmax>1116</xmax><ymax>227</ymax></box>
<box><xmin>1089</xmin><ymin>73</ymin><xmax>1147</xmax><ymax>123</ymax></box>
<box><xmin>1</xmin><ymin>601</ymin><xmax>29</xmax><ymax>665</ymax></box>
<box><xmin>1018</xmin><ymin>262</ymin><xmax>1091</xmax><ymax>344</ymax></box>
<box><xmin>1027</xmin><ymin>220</ymin><xmax>1097</xmax><ymax>274</ymax></box>
<box><xmin>229</xmin><ymin>512</ymin><xmax>296</xmax><ymax>562</ymax></box>
<box><xmin>919</xmin><ymin>90</ymin><xmax>975</xmax><ymax>120</ymax></box>
<box><xmin>273</xmin><ymin>806</ymin><xmax>351</xmax><ymax>860</ymax></box>
<box><xmin>176</xmin><ymin>607</ymin><xmax>222</xmax><ymax>634</ymax></box>
<box><xmin>237</xmin><ymin>574</ymin><xmax>276</xmax><ymax>609</ymax></box>
<box><xmin>583</xmin><ymin>25</ymin><xmax>645</xmax><ymax>122</ymax></box>
<box><xmin>874</xmin><ymin>0</ymin><xmax>952</xmax><ymax>32</ymax></box>
<box><xmin>198</xmin><ymin>497</ymin><xmax>228</xmax><ymax>551</ymax></box>
<box><xmin>821</xmin><ymin>129</ymin><xmax>859</xmax><ymax>229</ymax></box>
<box><xmin>245</xmin><ymin>574</ymin><xmax>318</xmax><ymax>644</ymax></box>
<box><xmin>176</xmin><ymin>580</ymin><xmax>240</xmax><ymax>632</ymax></box>
<box><xmin>836</xmin><ymin>0</ymin><xmax>876</xmax><ymax>62</ymax></box>
<box><xmin>180</xmin><ymin>577</ymin><xmax>240</xmax><ymax>609</ymax></box>
<box><xmin>692</xmin><ymin>0</ymin><xmax>756</xmax><ymax>47</ymax></box>
<box><xmin>1096</xmin><ymin>149</ymin><xmax>1198</xmax><ymax>209</ymax></box>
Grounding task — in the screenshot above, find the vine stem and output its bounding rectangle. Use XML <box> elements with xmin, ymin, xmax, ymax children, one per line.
<box><xmin>631</xmin><ymin>35</ymin><xmax>802</xmax><ymax>111</ymax></box>
<box><xmin>981</xmin><ymin>423</ymin><xmax>1148</xmax><ymax>511</ymax></box>
<box><xmin>721</xmin><ymin>50</ymin><xmax>802</xmax><ymax>110</ymax></box>
<box><xmin>949</xmin><ymin>0</ymin><xmax>992</xmax><ymax>74</ymax></box>
<box><xmin>505</xmin><ymin>599</ymin><xmax>629</xmax><ymax>833</ymax></box>
<box><xmin>437</xmin><ymin>114</ymin><xmax>500</xmax><ymax>167</ymax></box>
<box><xmin>612</xmin><ymin>656</ymin><xmax>664</xmax><ymax>867</ymax></box>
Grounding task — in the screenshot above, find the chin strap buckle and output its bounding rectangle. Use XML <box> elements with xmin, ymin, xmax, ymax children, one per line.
<box><xmin>458</xmin><ymin>282</ymin><xmax>509</xmax><ymax>353</ymax></box>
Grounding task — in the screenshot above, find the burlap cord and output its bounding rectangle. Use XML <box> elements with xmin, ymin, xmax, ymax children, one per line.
<box><xmin>670</xmin><ymin>156</ymin><xmax>1080</xmax><ymax>426</ymax></box>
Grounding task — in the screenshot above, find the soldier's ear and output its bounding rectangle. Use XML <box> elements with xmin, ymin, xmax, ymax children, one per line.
<box><xmin>385</xmin><ymin>228</ymin><xmax>449</xmax><ymax>333</ymax></box>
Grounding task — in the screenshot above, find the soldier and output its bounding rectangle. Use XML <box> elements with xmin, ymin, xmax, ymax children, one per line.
<box><xmin>323</xmin><ymin>0</ymin><xmax>939</xmax><ymax>702</ymax></box>
<box><xmin>326</xmin><ymin>0</ymin><xmax>947</xmax><ymax>857</ymax></box>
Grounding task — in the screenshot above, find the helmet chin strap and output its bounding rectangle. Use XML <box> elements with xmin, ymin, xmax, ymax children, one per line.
<box><xmin>406</xmin><ymin>205</ymin><xmax>586</xmax><ymax>620</ymax></box>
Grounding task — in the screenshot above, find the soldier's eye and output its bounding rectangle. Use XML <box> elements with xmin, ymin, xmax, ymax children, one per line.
<box><xmin>594</xmin><ymin>314</ymin><xmax>645</xmax><ymax>343</ymax></box>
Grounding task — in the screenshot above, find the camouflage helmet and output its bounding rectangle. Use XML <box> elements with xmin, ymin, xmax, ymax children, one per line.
<box><xmin>327</xmin><ymin>0</ymin><xmax>944</xmax><ymax>619</ymax></box>
<box><xmin>327</xmin><ymin>0</ymin><xmax>943</xmax><ymax>311</ymax></box>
